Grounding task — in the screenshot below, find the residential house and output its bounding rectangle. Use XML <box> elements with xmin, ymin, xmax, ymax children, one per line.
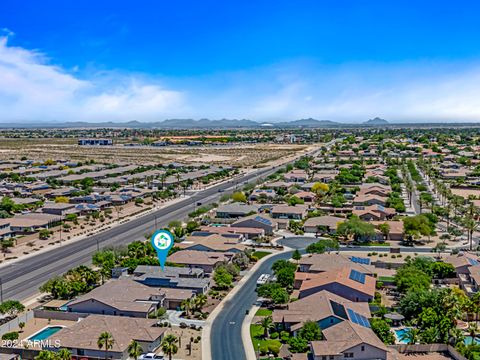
<box><xmin>49</xmin><ymin>315</ymin><xmax>165</xmax><ymax>360</ymax></box>
<box><xmin>9</xmin><ymin>213</ymin><xmax>63</xmax><ymax>233</ymax></box>
<box><xmin>271</xmin><ymin>205</ymin><xmax>308</xmax><ymax>220</ymax></box>
<box><xmin>232</xmin><ymin>214</ymin><xmax>278</xmax><ymax>235</ymax></box>
<box><xmin>133</xmin><ymin>265</ymin><xmax>210</xmax><ymax>294</ymax></box>
<box><xmin>294</xmin><ymin>191</ymin><xmax>316</xmax><ymax>203</ymax></box>
<box><xmin>167</xmin><ymin>250</ymin><xmax>234</xmax><ymax>273</ymax></box>
<box><xmin>310</xmin><ymin>321</ymin><xmax>387</xmax><ymax>360</ymax></box>
<box><xmin>272</xmin><ymin>290</ymin><xmax>371</xmax><ymax>335</ymax></box>
<box><xmin>297</xmin><ymin>267</ymin><xmax>376</xmax><ymax>302</ymax></box>
<box><xmin>177</xmin><ymin>234</ymin><xmax>246</xmax><ymax>253</ymax></box>
<box><xmin>41</xmin><ymin>202</ymin><xmax>79</xmax><ymax>216</ymax></box>
<box><xmin>303</xmin><ymin>216</ymin><xmax>345</xmax><ymax>234</ymax></box>
<box><xmin>352</xmin><ymin>205</ymin><xmax>395</xmax><ymax>221</ymax></box>
<box><xmin>215</xmin><ymin>204</ymin><xmax>259</xmax><ymax>219</ymax></box>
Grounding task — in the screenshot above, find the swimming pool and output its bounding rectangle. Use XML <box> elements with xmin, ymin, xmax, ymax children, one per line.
<box><xmin>465</xmin><ymin>336</ymin><xmax>480</xmax><ymax>345</ymax></box>
<box><xmin>28</xmin><ymin>326</ymin><xmax>63</xmax><ymax>341</ymax></box>
<box><xmin>394</xmin><ymin>328</ymin><xmax>412</xmax><ymax>344</ymax></box>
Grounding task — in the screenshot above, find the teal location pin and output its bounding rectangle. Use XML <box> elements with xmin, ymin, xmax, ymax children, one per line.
<box><xmin>151</xmin><ymin>230</ymin><xmax>174</xmax><ymax>270</ymax></box>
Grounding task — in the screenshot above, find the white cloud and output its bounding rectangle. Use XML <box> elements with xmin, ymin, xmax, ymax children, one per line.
<box><xmin>2</xmin><ymin>34</ymin><xmax>480</xmax><ymax>122</ymax></box>
<box><xmin>0</xmin><ymin>36</ymin><xmax>185</xmax><ymax>122</ymax></box>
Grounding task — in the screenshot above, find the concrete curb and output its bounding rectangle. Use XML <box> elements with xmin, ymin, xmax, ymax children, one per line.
<box><xmin>201</xmin><ymin>248</ymin><xmax>290</xmax><ymax>360</ymax></box>
<box><xmin>241</xmin><ymin>304</ymin><xmax>260</xmax><ymax>360</ymax></box>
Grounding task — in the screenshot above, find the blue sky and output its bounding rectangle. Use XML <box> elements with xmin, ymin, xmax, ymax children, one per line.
<box><xmin>1</xmin><ymin>1</ymin><xmax>480</xmax><ymax>122</ymax></box>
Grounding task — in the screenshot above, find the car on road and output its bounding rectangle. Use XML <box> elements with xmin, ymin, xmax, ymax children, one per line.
<box><xmin>138</xmin><ymin>353</ymin><xmax>164</xmax><ymax>360</ymax></box>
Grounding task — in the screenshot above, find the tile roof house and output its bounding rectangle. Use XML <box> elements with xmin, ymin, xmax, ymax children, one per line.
<box><xmin>303</xmin><ymin>216</ymin><xmax>345</xmax><ymax>234</ymax></box>
<box><xmin>271</xmin><ymin>205</ymin><xmax>308</xmax><ymax>220</ymax></box>
<box><xmin>67</xmin><ymin>279</ymin><xmax>160</xmax><ymax>317</ymax></box>
<box><xmin>310</xmin><ymin>321</ymin><xmax>387</xmax><ymax>360</ymax></box>
<box><xmin>232</xmin><ymin>214</ymin><xmax>278</xmax><ymax>235</ymax></box>
<box><xmin>215</xmin><ymin>204</ymin><xmax>259</xmax><ymax>219</ymax></box>
<box><xmin>198</xmin><ymin>225</ymin><xmax>265</xmax><ymax>240</ymax></box>
<box><xmin>298</xmin><ymin>267</ymin><xmax>376</xmax><ymax>302</ymax></box>
<box><xmin>352</xmin><ymin>205</ymin><xmax>395</xmax><ymax>221</ymax></box>
<box><xmin>272</xmin><ymin>290</ymin><xmax>371</xmax><ymax>334</ymax></box>
<box><xmin>132</xmin><ymin>265</ymin><xmax>210</xmax><ymax>294</ymax></box>
<box><xmin>298</xmin><ymin>253</ymin><xmax>374</xmax><ymax>276</ymax></box>
<box><xmin>9</xmin><ymin>213</ymin><xmax>63</xmax><ymax>233</ymax></box>
<box><xmin>167</xmin><ymin>250</ymin><xmax>234</xmax><ymax>274</ymax></box>
<box><xmin>48</xmin><ymin>315</ymin><xmax>166</xmax><ymax>360</ymax></box>
<box><xmin>177</xmin><ymin>234</ymin><xmax>247</xmax><ymax>253</ymax></box>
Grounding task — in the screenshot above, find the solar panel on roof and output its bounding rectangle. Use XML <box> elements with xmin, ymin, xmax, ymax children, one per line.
<box><xmin>349</xmin><ymin>269</ymin><xmax>366</xmax><ymax>284</ymax></box>
<box><xmin>254</xmin><ymin>216</ymin><xmax>272</xmax><ymax>226</ymax></box>
<box><xmin>350</xmin><ymin>256</ymin><xmax>371</xmax><ymax>265</ymax></box>
<box><xmin>347</xmin><ymin>308</ymin><xmax>371</xmax><ymax>328</ymax></box>
<box><xmin>330</xmin><ymin>300</ymin><xmax>348</xmax><ymax>320</ymax></box>
<box><xmin>468</xmin><ymin>258</ymin><xmax>480</xmax><ymax>266</ymax></box>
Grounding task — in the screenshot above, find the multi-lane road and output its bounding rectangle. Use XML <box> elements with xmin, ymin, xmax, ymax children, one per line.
<box><xmin>0</xmin><ymin>165</ymin><xmax>285</xmax><ymax>302</ymax></box>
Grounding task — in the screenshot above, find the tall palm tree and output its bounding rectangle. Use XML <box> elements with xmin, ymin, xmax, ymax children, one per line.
<box><xmin>464</xmin><ymin>216</ymin><xmax>477</xmax><ymax>251</ymax></box>
<box><xmin>472</xmin><ymin>292</ymin><xmax>480</xmax><ymax>325</ymax></box>
<box><xmin>97</xmin><ymin>331</ymin><xmax>115</xmax><ymax>360</ymax></box>
<box><xmin>127</xmin><ymin>340</ymin><xmax>143</xmax><ymax>360</ymax></box>
<box><xmin>161</xmin><ymin>334</ymin><xmax>179</xmax><ymax>360</ymax></box>
<box><xmin>260</xmin><ymin>316</ymin><xmax>274</xmax><ymax>338</ymax></box>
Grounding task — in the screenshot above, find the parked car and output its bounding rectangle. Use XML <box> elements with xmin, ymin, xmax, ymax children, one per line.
<box><xmin>138</xmin><ymin>353</ymin><xmax>164</xmax><ymax>360</ymax></box>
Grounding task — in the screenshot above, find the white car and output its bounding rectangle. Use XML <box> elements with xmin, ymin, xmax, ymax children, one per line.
<box><xmin>138</xmin><ymin>353</ymin><xmax>164</xmax><ymax>360</ymax></box>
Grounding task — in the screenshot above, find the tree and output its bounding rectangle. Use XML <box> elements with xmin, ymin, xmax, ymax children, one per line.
<box><xmin>127</xmin><ymin>340</ymin><xmax>143</xmax><ymax>359</ymax></box>
<box><xmin>57</xmin><ymin>348</ymin><xmax>72</xmax><ymax>360</ymax></box>
<box><xmin>0</xmin><ymin>300</ymin><xmax>25</xmax><ymax>316</ymax></box>
<box><xmin>403</xmin><ymin>214</ymin><xmax>436</xmax><ymax>244</ymax></box>
<box><xmin>55</xmin><ymin>196</ymin><xmax>69</xmax><ymax>203</ymax></box>
<box><xmin>287</xmin><ymin>196</ymin><xmax>304</xmax><ymax>206</ymax></box>
<box><xmin>39</xmin><ymin>229</ymin><xmax>51</xmax><ymax>240</ymax></box>
<box><xmin>292</xmin><ymin>249</ymin><xmax>301</xmax><ymax>262</ymax></box>
<box><xmin>378</xmin><ymin>222</ymin><xmax>390</xmax><ymax>241</ymax></box>
<box><xmin>337</xmin><ymin>216</ymin><xmax>375</xmax><ymax>242</ymax></box>
<box><xmin>161</xmin><ymin>334</ymin><xmax>179</xmax><ymax>360</ymax></box>
<box><xmin>35</xmin><ymin>351</ymin><xmax>58</xmax><ymax>360</ymax></box>
<box><xmin>231</xmin><ymin>191</ymin><xmax>247</xmax><ymax>203</ymax></box>
<box><xmin>288</xmin><ymin>336</ymin><xmax>309</xmax><ymax>353</ymax></box>
<box><xmin>306</xmin><ymin>239</ymin><xmax>339</xmax><ymax>254</ymax></box>
<box><xmin>213</xmin><ymin>267</ymin><xmax>233</xmax><ymax>290</ymax></box>
<box><xmin>97</xmin><ymin>331</ymin><xmax>115</xmax><ymax>360</ymax></box>
<box><xmin>370</xmin><ymin>318</ymin><xmax>395</xmax><ymax>345</ymax></box>
<box><xmin>299</xmin><ymin>321</ymin><xmax>322</xmax><ymax>341</ymax></box>
<box><xmin>260</xmin><ymin>316</ymin><xmax>274</xmax><ymax>338</ymax></box>
<box><xmin>276</xmin><ymin>268</ymin><xmax>295</xmax><ymax>288</ymax></box>
<box><xmin>18</xmin><ymin>322</ymin><xmax>25</xmax><ymax>332</ymax></box>
<box><xmin>395</xmin><ymin>266</ymin><xmax>432</xmax><ymax>294</ymax></box>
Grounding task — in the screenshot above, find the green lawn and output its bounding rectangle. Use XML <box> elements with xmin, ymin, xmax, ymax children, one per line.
<box><xmin>252</xmin><ymin>251</ymin><xmax>271</xmax><ymax>259</ymax></box>
<box><xmin>250</xmin><ymin>324</ymin><xmax>282</xmax><ymax>353</ymax></box>
<box><xmin>378</xmin><ymin>276</ymin><xmax>395</xmax><ymax>282</ymax></box>
<box><xmin>255</xmin><ymin>308</ymin><xmax>273</xmax><ymax>317</ymax></box>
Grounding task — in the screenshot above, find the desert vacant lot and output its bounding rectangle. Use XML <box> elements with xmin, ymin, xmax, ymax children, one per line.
<box><xmin>0</xmin><ymin>138</ymin><xmax>312</xmax><ymax>167</ymax></box>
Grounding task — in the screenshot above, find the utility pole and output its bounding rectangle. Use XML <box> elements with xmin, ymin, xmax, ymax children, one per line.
<box><xmin>0</xmin><ymin>278</ymin><xmax>3</xmax><ymax>303</ymax></box>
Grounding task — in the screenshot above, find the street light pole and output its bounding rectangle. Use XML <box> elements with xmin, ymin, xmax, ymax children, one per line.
<box><xmin>0</xmin><ymin>277</ymin><xmax>3</xmax><ymax>303</ymax></box>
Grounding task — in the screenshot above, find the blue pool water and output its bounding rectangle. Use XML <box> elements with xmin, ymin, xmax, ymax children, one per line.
<box><xmin>465</xmin><ymin>336</ymin><xmax>480</xmax><ymax>345</ymax></box>
<box><xmin>28</xmin><ymin>326</ymin><xmax>63</xmax><ymax>341</ymax></box>
<box><xmin>395</xmin><ymin>328</ymin><xmax>413</xmax><ymax>344</ymax></box>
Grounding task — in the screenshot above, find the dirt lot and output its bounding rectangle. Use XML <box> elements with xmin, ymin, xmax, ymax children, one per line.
<box><xmin>0</xmin><ymin>138</ymin><xmax>314</xmax><ymax>168</ymax></box>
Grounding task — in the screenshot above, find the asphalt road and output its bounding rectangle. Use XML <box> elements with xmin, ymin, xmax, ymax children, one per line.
<box><xmin>210</xmin><ymin>247</ymin><xmax>294</xmax><ymax>360</ymax></box>
<box><xmin>0</xmin><ymin>165</ymin><xmax>280</xmax><ymax>302</ymax></box>
<box><xmin>209</xmin><ymin>235</ymin><xmax>441</xmax><ymax>360</ymax></box>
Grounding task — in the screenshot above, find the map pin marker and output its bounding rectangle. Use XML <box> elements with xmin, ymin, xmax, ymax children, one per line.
<box><xmin>151</xmin><ymin>230</ymin><xmax>175</xmax><ymax>271</ymax></box>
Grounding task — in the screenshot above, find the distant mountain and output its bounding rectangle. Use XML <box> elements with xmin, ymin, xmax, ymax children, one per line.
<box><xmin>363</xmin><ymin>117</ymin><xmax>389</xmax><ymax>126</ymax></box>
<box><xmin>276</xmin><ymin>118</ymin><xmax>340</xmax><ymax>128</ymax></box>
<box><xmin>158</xmin><ymin>118</ymin><xmax>260</xmax><ymax>129</ymax></box>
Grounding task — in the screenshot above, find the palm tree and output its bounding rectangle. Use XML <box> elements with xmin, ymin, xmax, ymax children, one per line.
<box><xmin>127</xmin><ymin>340</ymin><xmax>143</xmax><ymax>359</ymax></box>
<box><xmin>97</xmin><ymin>331</ymin><xmax>115</xmax><ymax>360</ymax></box>
<box><xmin>181</xmin><ymin>298</ymin><xmax>192</xmax><ymax>316</ymax></box>
<box><xmin>467</xmin><ymin>324</ymin><xmax>478</xmax><ymax>345</ymax></box>
<box><xmin>464</xmin><ymin>216</ymin><xmax>477</xmax><ymax>251</ymax></box>
<box><xmin>57</xmin><ymin>348</ymin><xmax>72</xmax><ymax>360</ymax></box>
<box><xmin>161</xmin><ymin>334</ymin><xmax>179</xmax><ymax>360</ymax></box>
<box><xmin>400</xmin><ymin>328</ymin><xmax>420</xmax><ymax>345</ymax></box>
<box><xmin>472</xmin><ymin>292</ymin><xmax>480</xmax><ymax>325</ymax></box>
<box><xmin>260</xmin><ymin>316</ymin><xmax>274</xmax><ymax>338</ymax></box>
